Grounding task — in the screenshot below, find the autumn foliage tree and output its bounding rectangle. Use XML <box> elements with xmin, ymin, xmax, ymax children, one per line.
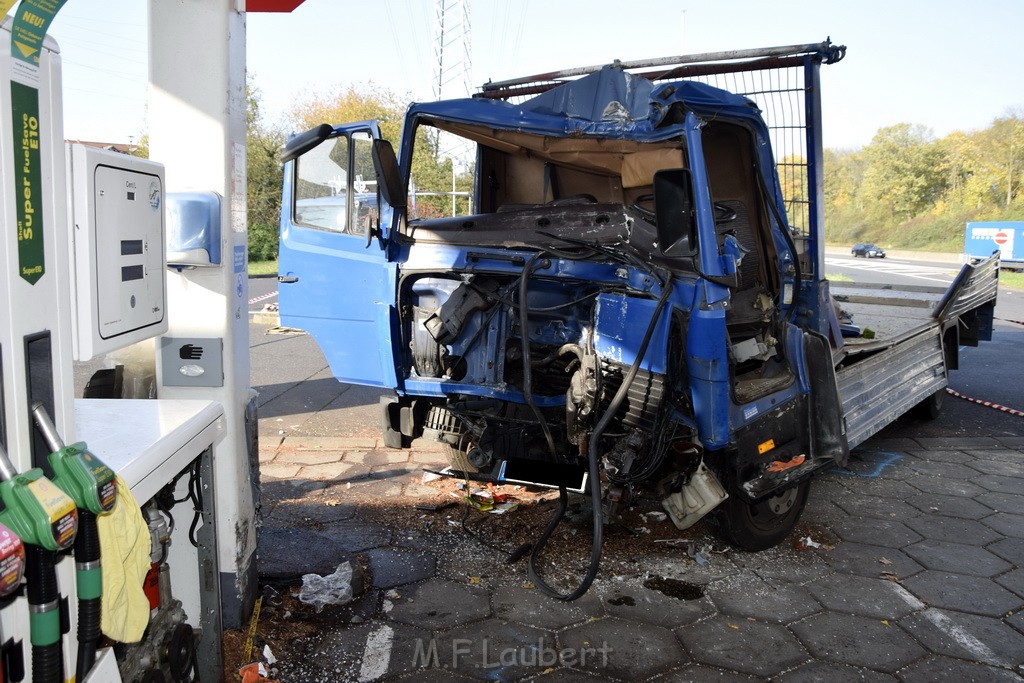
<box><xmin>822</xmin><ymin>111</ymin><xmax>1024</xmax><ymax>251</ymax></box>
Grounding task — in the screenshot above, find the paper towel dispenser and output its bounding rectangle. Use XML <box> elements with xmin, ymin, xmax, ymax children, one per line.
<box><xmin>166</xmin><ymin>191</ymin><xmax>222</xmax><ymax>267</ymax></box>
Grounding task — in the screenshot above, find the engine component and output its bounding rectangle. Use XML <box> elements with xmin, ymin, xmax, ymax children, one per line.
<box><xmin>565</xmin><ymin>347</ymin><xmax>600</xmax><ymax>440</ymax></box>
<box><xmin>602</xmin><ymin>430</ymin><xmax>646</xmax><ymax>479</ymax></box>
<box><xmin>424</xmin><ymin>278</ymin><xmax>499</xmax><ymax>344</ymax></box>
<box><xmin>116</xmin><ymin>598</ymin><xmax>195</xmax><ymax>683</ymax></box>
<box><xmin>422</xmin><ymin>405</ymin><xmax>467</xmax><ymax>447</ymax></box>
<box><xmin>411</xmin><ymin>307</ymin><xmax>444</xmax><ymax>377</ymax></box>
<box><xmin>164</xmin><ymin>623</ymin><xmax>198</xmax><ymax>683</ymax></box>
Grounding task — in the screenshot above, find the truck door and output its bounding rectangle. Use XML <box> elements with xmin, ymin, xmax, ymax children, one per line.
<box><xmin>277</xmin><ymin>122</ymin><xmax>399</xmax><ymax>388</ymax></box>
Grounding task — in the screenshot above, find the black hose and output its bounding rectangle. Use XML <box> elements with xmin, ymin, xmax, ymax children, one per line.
<box><xmin>529</xmin><ymin>275</ymin><xmax>674</xmax><ymax>600</ymax></box>
<box><xmin>75</xmin><ymin>599</ymin><xmax>101</xmax><ymax>681</ymax></box>
<box><xmin>26</xmin><ymin>544</ymin><xmax>62</xmax><ymax>683</ymax></box>
<box><xmin>519</xmin><ymin>252</ymin><xmax>558</xmax><ymax>457</ymax></box>
<box><xmin>75</xmin><ymin>510</ymin><xmax>102</xmax><ymax>681</ymax></box>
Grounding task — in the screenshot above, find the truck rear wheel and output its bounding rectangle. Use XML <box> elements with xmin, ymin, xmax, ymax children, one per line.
<box><xmin>913</xmin><ymin>387</ymin><xmax>945</xmax><ymax>420</ymax></box>
<box><xmin>710</xmin><ymin>480</ymin><xmax>810</xmax><ymax>551</ymax></box>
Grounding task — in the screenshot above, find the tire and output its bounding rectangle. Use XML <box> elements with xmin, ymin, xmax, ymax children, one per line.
<box><xmin>913</xmin><ymin>387</ymin><xmax>945</xmax><ymax>421</ymax></box>
<box><xmin>443</xmin><ymin>444</ymin><xmax>478</xmax><ymax>473</ymax></box>
<box><xmin>709</xmin><ymin>480</ymin><xmax>811</xmax><ymax>551</ymax></box>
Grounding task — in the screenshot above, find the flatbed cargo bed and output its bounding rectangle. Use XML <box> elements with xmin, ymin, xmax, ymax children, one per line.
<box><xmin>831</xmin><ymin>282</ymin><xmax>946</xmax><ymax>357</ymax></box>
<box><xmin>830</xmin><ymin>256</ymin><xmax>999</xmax><ymax>448</ymax></box>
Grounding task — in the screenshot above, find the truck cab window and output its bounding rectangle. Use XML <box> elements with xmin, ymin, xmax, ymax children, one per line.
<box><xmin>408</xmin><ymin>123</ymin><xmax>476</xmax><ymax>220</ymax></box>
<box><xmin>295</xmin><ymin>135</ymin><xmax>350</xmax><ymax>233</ymax></box>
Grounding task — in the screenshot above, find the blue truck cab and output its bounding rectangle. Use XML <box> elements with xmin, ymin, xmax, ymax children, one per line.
<box><xmin>276</xmin><ymin>41</ymin><xmax>998</xmax><ymax>596</ymax></box>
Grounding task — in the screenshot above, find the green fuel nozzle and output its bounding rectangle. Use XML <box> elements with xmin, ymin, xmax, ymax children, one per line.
<box><xmin>0</xmin><ymin>443</ymin><xmax>77</xmax><ymax>552</ymax></box>
<box><xmin>31</xmin><ymin>403</ymin><xmax>116</xmax><ymax>515</ymax></box>
<box><xmin>31</xmin><ymin>404</ymin><xmax>114</xmax><ymax>681</ymax></box>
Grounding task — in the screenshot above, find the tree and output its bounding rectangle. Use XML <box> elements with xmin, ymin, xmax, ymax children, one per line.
<box><xmin>859</xmin><ymin>124</ymin><xmax>947</xmax><ymax>227</ymax></box>
<box><xmin>247</xmin><ymin>82</ymin><xmax>286</xmax><ymax>261</ymax></box>
<box><xmin>989</xmin><ymin>111</ymin><xmax>1024</xmax><ymax>208</ymax></box>
<box><xmin>822</xmin><ymin>148</ymin><xmax>869</xmax><ymax>243</ymax></box>
<box><xmin>289</xmin><ymin>83</ymin><xmax>466</xmax><ymax>218</ymax></box>
<box><xmin>290</xmin><ymin>83</ymin><xmax>406</xmax><ymax>144</ymax></box>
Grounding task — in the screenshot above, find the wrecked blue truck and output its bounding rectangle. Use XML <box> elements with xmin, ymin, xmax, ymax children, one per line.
<box><xmin>276</xmin><ymin>41</ymin><xmax>998</xmax><ymax>598</ymax></box>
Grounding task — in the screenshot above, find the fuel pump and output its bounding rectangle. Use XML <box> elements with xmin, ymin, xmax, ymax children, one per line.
<box><xmin>0</xmin><ymin>524</ymin><xmax>25</xmax><ymax>600</ymax></box>
<box><xmin>0</xmin><ymin>445</ymin><xmax>78</xmax><ymax>683</ymax></box>
<box><xmin>0</xmin><ymin>521</ymin><xmax>27</xmax><ymax>682</ymax></box>
<box><xmin>31</xmin><ymin>404</ymin><xmax>116</xmax><ymax>682</ymax></box>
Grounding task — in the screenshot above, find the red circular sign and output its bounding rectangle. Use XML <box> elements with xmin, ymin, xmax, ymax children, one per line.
<box><xmin>994</xmin><ymin>231</ymin><xmax>1009</xmax><ymax>245</ymax></box>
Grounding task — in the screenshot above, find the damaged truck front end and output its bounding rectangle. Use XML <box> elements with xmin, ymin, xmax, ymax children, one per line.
<box><xmin>278</xmin><ymin>42</ymin><xmax>851</xmax><ymax>597</ymax></box>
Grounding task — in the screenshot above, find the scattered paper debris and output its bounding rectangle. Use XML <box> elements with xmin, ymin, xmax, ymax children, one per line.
<box><xmin>644</xmin><ymin>511</ymin><xmax>668</xmax><ymax>523</ymax></box>
<box><xmin>263</xmin><ymin>645</ymin><xmax>277</xmax><ymax>666</ymax></box>
<box><xmin>298</xmin><ymin>562</ymin><xmax>354</xmax><ymax>612</ymax></box>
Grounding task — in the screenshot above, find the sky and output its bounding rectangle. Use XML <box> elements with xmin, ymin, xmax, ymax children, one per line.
<box><xmin>47</xmin><ymin>0</ymin><xmax>1024</xmax><ymax>151</ymax></box>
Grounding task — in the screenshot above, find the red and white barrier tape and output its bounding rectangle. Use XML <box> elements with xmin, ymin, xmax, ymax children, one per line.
<box><xmin>248</xmin><ymin>291</ymin><xmax>278</xmax><ymax>306</ymax></box>
<box><xmin>946</xmin><ymin>388</ymin><xmax>1024</xmax><ymax>418</ymax></box>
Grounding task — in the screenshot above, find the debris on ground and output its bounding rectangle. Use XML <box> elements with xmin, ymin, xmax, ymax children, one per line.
<box><xmin>796</xmin><ymin>535</ymin><xmax>822</xmax><ymax>550</ymax></box>
<box><xmin>239</xmin><ymin>662</ymin><xmax>279</xmax><ymax>683</ymax></box>
<box><xmin>297</xmin><ymin>562</ymin><xmax>354</xmax><ymax>612</ymax></box>
<box><xmin>265</xmin><ymin>325</ymin><xmax>305</xmax><ymax>335</ymax></box>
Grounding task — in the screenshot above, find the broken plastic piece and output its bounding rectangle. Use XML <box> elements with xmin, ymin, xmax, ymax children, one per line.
<box><xmin>239</xmin><ymin>663</ymin><xmax>280</xmax><ymax>683</ymax></box>
<box><xmin>661</xmin><ymin>462</ymin><xmax>729</xmax><ymax>530</ymax></box>
<box><xmin>298</xmin><ymin>562</ymin><xmax>354</xmax><ymax>612</ymax></box>
<box><xmin>767</xmin><ymin>454</ymin><xmax>806</xmax><ymax>473</ymax></box>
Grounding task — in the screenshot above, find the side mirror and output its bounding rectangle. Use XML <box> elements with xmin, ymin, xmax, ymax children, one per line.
<box><xmin>372</xmin><ymin>139</ymin><xmax>406</xmax><ymax>209</ymax></box>
<box><xmin>280</xmin><ymin>123</ymin><xmax>334</xmax><ymax>163</ymax></box>
<box><xmin>653</xmin><ymin>168</ymin><xmax>696</xmax><ymax>257</ymax></box>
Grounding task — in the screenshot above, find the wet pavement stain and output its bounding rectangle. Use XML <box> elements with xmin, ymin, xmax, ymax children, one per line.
<box><xmin>642</xmin><ymin>576</ymin><xmax>705</xmax><ymax>600</ymax></box>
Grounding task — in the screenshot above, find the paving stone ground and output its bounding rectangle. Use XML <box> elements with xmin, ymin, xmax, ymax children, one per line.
<box><xmin>251</xmin><ymin>432</ymin><xmax>1024</xmax><ymax>683</ymax></box>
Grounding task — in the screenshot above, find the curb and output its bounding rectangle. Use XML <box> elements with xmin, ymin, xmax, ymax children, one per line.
<box><xmin>251</xmin><ymin>312</ymin><xmax>280</xmax><ymax>326</ymax></box>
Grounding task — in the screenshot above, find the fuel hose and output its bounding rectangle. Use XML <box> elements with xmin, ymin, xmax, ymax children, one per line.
<box><xmin>528</xmin><ymin>273</ymin><xmax>673</xmax><ymax>600</ymax></box>
<box><xmin>73</xmin><ymin>509</ymin><xmax>102</xmax><ymax>682</ymax></box>
<box><xmin>26</xmin><ymin>544</ymin><xmax>62</xmax><ymax>683</ymax></box>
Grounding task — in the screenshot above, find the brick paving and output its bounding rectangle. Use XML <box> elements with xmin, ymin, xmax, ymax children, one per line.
<box><xmin>254</xmin><ymin>432</ymin><xmax>1024</xmax><ymax>682</ymax></box>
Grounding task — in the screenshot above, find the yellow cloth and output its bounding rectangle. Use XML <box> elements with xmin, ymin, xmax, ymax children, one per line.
<box><xmin>96</xmin><ymin>476</ymin><xmax>151</xmax><ymax>642</ymax></box>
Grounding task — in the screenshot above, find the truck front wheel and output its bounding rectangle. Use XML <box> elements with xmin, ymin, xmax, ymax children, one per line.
<box><xmin>710</xmin><ymin>480</ymin><xmax>811</xmax><ymax>551</ymax></box>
